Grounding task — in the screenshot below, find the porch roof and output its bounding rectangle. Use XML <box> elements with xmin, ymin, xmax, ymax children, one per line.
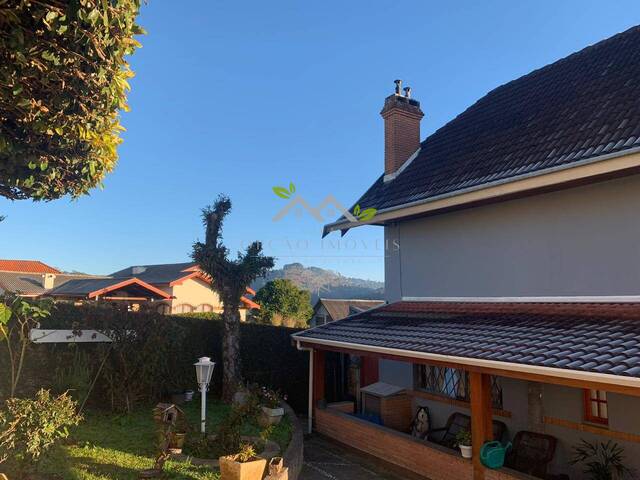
<box><xmin>293</xmin><ymin>299</ymin><xmax>640</xmax><ymax>389</ymax></box>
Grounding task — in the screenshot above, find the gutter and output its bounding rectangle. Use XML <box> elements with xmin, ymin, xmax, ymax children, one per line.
<box><xmin>323</xmin><ymin>145</ymin><xmax>640</xmax><ymax>236</ymax></box>
<box><xmin>291</xmin><ymin>335</ymin><xmax>640</xmax><ymax>392</ymax></box>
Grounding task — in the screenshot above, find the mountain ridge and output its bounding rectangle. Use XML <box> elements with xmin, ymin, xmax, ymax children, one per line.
<box><xmin>252</xmin><ymin>263</ymin><xmax>384</xmax><ymax>303</ymax></box>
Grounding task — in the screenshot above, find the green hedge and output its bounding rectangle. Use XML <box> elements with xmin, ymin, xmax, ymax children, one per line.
<box><xmin>8</xmin><ymin>303</ymin><xmax>309</xmax><ymax>413</ymax></box>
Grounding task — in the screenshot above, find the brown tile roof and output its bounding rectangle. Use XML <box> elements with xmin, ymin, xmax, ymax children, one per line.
<box><xmin>296</xmin><ymin>300</ymin><xmax>640</xmax><ymax>378</ymax></box>
<box><xmin>0</xmin><ymin>260</ymin><xmax>60</xmax><ymax>274</ymax></box>
<box><xmin>316</xmin><ymin>298</ymin><xmax>385</xmax><ymax>322</ymax></box>
<box><xmin>337</xmin><ymin>26</ymin><xmax>640</xmax><ymax>222</ymax></box>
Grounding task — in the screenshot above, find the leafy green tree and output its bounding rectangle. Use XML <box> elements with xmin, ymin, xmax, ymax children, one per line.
<box><xmin>192</xmin><ymin>195</ymin><xmax>275</xmax><ymax>402</ymax></box>
<box><xmin>0</xmin><ymin>0</ymin><xmax>143</xmax><ymax>201</ymax></box>
<box><xmin>254</xmin><ymin>279</ymin><xmax>313</xmax><ymax>328</ymax></box>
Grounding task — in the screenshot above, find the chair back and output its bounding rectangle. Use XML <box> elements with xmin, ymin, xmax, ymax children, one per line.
<box><xmin>505</xmin><ymin>431</ymin><xmax>557</xmax><ymax>478</ymax></box>
<box><xmin>441</xmin><ymin>412</ymin><xmax>471</xmax><ymax>447</ymax></box>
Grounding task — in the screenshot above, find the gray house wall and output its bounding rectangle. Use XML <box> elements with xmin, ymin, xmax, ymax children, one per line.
<box><xmin>379</xmin><ymin>174</ymin><xmax>640</xmax><ymax>477</ymax></box>
<box><xmin>385</xmin><ymin>174</ymin><xmax>640</xmax><ymax>301</ymax></box>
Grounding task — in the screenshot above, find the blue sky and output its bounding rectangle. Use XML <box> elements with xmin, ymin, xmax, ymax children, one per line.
<box><xmin>2</xmin><ymin>1</ymin><xmax>639</xmax><ymax>280</ymax></box>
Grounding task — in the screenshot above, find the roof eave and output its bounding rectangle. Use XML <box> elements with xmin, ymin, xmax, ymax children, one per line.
<box><xmin>323</xmin><ymin>146</ymin><xmax>640</xmax><ymax>236</ymax></box>
<box><xmin>291</xmin><ymin>335</ymin><xmax>640</xmax><ymax>394</ymax></box>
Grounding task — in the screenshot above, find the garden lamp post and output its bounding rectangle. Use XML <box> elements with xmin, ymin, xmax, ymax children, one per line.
<box><xmin>194</xmin><ymin>356</ymin><xmax>215</xmax><ymax>434</ymax></box>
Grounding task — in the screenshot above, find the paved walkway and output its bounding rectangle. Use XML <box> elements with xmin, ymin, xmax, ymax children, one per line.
<box><xmin>300</xmin><ymin>435</ymin><xmax>426</xmax><ymax>480</ymax></box>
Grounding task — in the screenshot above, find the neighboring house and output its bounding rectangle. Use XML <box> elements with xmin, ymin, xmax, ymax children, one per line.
<box><xmin>294</xmin><ymin>26</ymin><xmax>640</xmax><ymax>480</ymax></box>
<box><xmin>310</xmin><ymin>298</ymin><xmax>384</xmax><ymax>327</ymax></box>
<box><xmin>0</xmin><ymin>259</ymin><xmax>259</xmax><ymax>320</ymax></box>
<box><xmin>110</xmin><ymin>262</ymin><xmax>259</xmax><ymax>320</ymax></box>
<box><xmin>0</xmin><ymin>259</ymin><xmax>172</xmax><ymax>306</ymax></box>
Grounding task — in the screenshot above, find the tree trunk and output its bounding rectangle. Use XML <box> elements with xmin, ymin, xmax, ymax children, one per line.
<box><xmin>221</xmin><ymin>298</ymin><xmax>242</xmax><ymax>402</ymax></box>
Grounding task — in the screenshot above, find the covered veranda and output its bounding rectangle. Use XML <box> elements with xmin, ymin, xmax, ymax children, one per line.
<box><xmin>292</xmin><ymin>300</ymin><xmax>640</xmax><ymax>480</ymax></box>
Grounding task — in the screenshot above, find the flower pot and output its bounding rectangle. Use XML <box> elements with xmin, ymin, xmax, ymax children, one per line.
<box><xmin>184</xmin><ymin>390</ymin><xmax>194</xmax><ymax>402</ymax></box>
<box><xmin>169</xmin><ymin>432</ymin><xmax>186</xmax><ymax>453</ymax></box>
<box><xmin>459</xmin><ymin>444</ymin><xmax>473</xmax><ymax>459</ymax></box>
<box><xmin>259</xmin><ymin>406</ymin><xmax>284</xmax><ymax>427</ymax></box>
<box><xmin>219</xmin><ymin>455</ymin><xmax>267</xmax><ymax>480</ymax></box>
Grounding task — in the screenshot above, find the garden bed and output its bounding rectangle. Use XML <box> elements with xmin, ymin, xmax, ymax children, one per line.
<box><xmin>20</xmin><ymin>399</ymin><xmax>292</xmax><ymax>480</ymax></box>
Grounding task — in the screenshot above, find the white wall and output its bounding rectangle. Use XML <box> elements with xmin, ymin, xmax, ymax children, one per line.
<box><xmin>385</xmin><ymin>175</ymin><xmax>640</xmax><ymax>300</ymax></box>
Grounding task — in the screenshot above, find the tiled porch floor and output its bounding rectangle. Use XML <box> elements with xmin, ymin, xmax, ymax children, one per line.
<box><xmin>301</xmin><ymin>434</ymin><xmax>430</xmax><ymax>480</ymax></box>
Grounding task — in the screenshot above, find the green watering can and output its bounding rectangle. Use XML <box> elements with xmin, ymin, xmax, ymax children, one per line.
<box><xmin>480</xmin><ymin>441</ymin><xmax>512</xmax><ymax>469</ymax></box>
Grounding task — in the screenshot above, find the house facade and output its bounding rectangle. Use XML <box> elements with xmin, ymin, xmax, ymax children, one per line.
<box><xmin>110</xmin><ymin>262</ymin><xmax>259</xmax><ymax>320</ymax></box>
<box><xmin>295</xmin><ymin>26</ymin><xmax>640</xmax><ymax>480</ymax></box>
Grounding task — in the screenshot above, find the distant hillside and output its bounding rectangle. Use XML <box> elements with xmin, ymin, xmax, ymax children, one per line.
<box><xmin>252</xmin><ymin>263</ymin><xmax>384</xmax><ymax>303</ymax></box>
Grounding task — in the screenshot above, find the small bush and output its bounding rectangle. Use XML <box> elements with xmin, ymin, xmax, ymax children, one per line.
<box><xmin>0</xmin><ymin>389</ymin><xmax>82</xmax><ymax>473</ymax></box>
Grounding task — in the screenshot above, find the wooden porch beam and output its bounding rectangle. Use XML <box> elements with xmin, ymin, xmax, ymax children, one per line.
<box><xmin>298</xmin><ymin>342</ymin><xmax>640</xmax><ymax>397</ymax></box>
<box><xmin>470</xmin><ymin>372</ymin><xmax>492</xmax><ymax>480</ymax></box>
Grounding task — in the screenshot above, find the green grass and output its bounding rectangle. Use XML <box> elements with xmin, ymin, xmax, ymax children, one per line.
<box><xmin>28</xmin><ymin>399</ymin><xmax>292</xmax><ymax>480</ymax></box>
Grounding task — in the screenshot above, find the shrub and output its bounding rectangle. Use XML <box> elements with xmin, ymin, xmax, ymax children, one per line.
<box><xmin>0</xmin><ymin>389</ymin><xmax>82</xmax><ymax>473</ymax></box>
<box><xmin>257</xmin><ymin>386</ymin><xmax>283</xmax><ymax>409</ymax></box>
<box><xmin>236</xmin><ymin>443</ymin><xmax>257</xmax><ymax>463</ymax></box>
<box><xmin>571</xmin><ymin>439</ymin><xmax>634</xmax><ymax>479</ymax></box>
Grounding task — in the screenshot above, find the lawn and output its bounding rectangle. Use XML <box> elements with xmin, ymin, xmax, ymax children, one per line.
<box><xmin>30</xmin><ymin>399</ymin><xmax>292</xmax><ymax>480</ymax></box>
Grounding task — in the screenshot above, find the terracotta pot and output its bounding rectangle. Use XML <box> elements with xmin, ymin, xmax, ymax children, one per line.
<box><xmin>259</xmin><ymin>406</ymin><xmax>284</xmax><ymax>427</ymax></box>
<box><xmin>460</xmin><ymin>444</ymin><xmax>473</xmax><ymax>459</ymax></box>
<box><xmin>219</xmin><ymin>455</ymin><xmax>267</xmax><ymax>480</ymax></box>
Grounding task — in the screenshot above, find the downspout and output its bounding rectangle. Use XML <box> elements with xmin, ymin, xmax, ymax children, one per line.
<box><xmin>296</xmin><ymin>339</ymin><xmax>314</xmax><ymax>434</ymax></box>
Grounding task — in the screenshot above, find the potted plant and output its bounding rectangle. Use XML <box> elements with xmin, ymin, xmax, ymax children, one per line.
<box><xmin>258</xmin><ymin>387</ymin><xmax>285</xmax><ymax>427</ymax></box>
<box><xmin>571</xmin><ymin>439</ymin><xmax>634</xmax><ymax>479</ymax></box>
<box><xmin>219</xmin><ymin>442</ymin><xmax>267</xmax><ymax>480</ymax></box>
<box><xmin>456</xmin><ymin>429</ymin><xmax>473</xmax><ymax>459</ymax></box>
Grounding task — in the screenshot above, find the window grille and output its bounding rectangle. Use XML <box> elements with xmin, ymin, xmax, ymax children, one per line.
<box><xmin>415</xmin><ymin>365</ymin><xmax>503</xmax><ymax>410</ymax></box>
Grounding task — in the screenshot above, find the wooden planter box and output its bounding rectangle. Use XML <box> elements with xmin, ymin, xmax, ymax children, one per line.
<box><xmin>219</xmin><ymin>455</ymin><xmax>267</xmax><ymax>480</ymax></box>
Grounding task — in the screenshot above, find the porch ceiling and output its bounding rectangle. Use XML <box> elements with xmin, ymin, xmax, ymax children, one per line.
<box><xmin>293</xmin><ymin>300</ymin><xmax>640</xmax><ymax>393</ymax></box>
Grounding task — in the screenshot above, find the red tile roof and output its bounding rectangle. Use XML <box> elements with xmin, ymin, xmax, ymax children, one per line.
<box><xmin>0</xmin><ymin>260</ymin><xmax>60</xmax><ymax>274</ymax></box>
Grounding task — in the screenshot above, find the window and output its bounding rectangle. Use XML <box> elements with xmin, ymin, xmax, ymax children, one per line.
<box><xmin>584</xmin><ymin>389</ymin><xmax>608</xmax><ymax>425</ymax></box>
<box><xmin>415</xmin><ymin>365</ymin><xmax>503</xmax><ymax>409</ymax></box>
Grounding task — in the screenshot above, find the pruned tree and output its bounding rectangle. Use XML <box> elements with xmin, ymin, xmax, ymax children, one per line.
<box><xmin>192</xmin><ymin>195</ymin><xmax>274</xmax><ymax>401</ymax></box>
<box><xmin>0</xmin><ymin>0</ymin><xmax>143</xmax><ymax>201</ymax></box>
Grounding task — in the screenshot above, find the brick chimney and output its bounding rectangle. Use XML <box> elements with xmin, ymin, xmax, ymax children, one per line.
<box><xmin>381</xmin><ymin>80</ymin><xmax>424</xmax><ymax>178</ymax></box>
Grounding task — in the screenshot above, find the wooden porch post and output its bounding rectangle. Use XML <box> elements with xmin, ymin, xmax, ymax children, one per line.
<box><xmin>470</xmin><ymin>372</ymin><xmax>493</xmax><ymax>480</ymax></box>
<box><xmin>313</xmin><ymin>349</ymin><xmax>326</xmax><ymax>410</ymax></box>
